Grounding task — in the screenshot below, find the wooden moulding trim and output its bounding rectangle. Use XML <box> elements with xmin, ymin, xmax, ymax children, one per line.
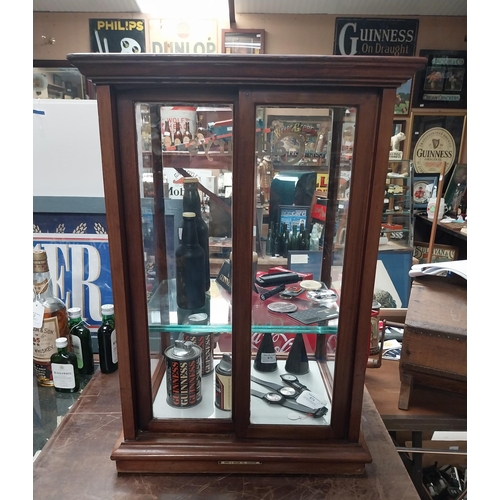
<box><xmin>67</xmin><ymin>54</ymin><xmax>427</xmax><ymax>88</ymax></box>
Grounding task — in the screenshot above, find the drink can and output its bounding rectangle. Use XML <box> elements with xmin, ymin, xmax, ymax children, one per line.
<box><xmin>215</xmin><ymin>353</ymin><xmax>232</xmax><ymax>411</ymax></box>
<box><xmin>164</xmin><ymin>340</ymin><xmax>202</xmax><ymax>408</ymax></box>
<box><xmin>183</xmin><ymin>313</ymin><xmax>213</xmax><ymax>376</ymax></box>
<box><xmin>370</xmin><ymin>300</ymin><xmax>382</xmax><ymax>355</ymax></box>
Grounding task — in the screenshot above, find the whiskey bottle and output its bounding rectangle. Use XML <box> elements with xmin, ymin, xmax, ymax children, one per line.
<box><xmin>176</xmin><ymin>212</ymin><xmax>206</xmax><ymax>310</ymax></box>
<box><xmin>253</xmin><ymin>333</ymin><xmax>277</xmax><ymax>372</ymax></box>
<box><xmin>173</xmin><ymin>121</ymin><xmax>183</xmax><ymax>146</ymax></box>
<box><xmin>68</xmin><ymin>307</ymin><xmax>95</xmax><ymax>375</ymax></box>
<box><xmin>183</xmin><ymin>121</ymin><xmax>193</xmax><ymax>144</ymax></box>
<box><xmin>51</xmin><ymin>337</ymin><xmax>80</xmax><ymax>393</ymax></box>
<box><xmin>163</xmin><ymin>120</ymin><xmax>172</xmax><ymax>150</ymax></box>
<box><xmin>97</xmin><ymin>304</ymin><xmax>118</xmax><ymax>374</ymax></box>
<box><xmin>182</xmin><ymin>178</ymin><xmax>210</xmax><ymax>291</ymax></box>
<box><xmin>33</xmin><ymin>249</ymin><xmax>70</xmax><ymax>387</ymax></box>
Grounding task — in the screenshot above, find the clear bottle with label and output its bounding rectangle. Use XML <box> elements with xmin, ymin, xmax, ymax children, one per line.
<box><xmin>68</xmin><ymin>307</ymin><xmax>95</xmax><ymax>375</ymax></box>
<box><xmin>51</xmin><ymin>337</ymin><xmax>80</xmax><ymax>393</ymax></box>
<box><xmin>33</xmin><ymin>249</ymin><xmax>71</xmax><ymax>387</ymax></box>
<box><xmin>97</xmin><ymin>304</ymin><xmax>118</xmax><ymax>374</ymax></box>
<box><xmin>253</xmin><ymin>333</ymin><xmax>277</xmax><ymax>372</ymax></box>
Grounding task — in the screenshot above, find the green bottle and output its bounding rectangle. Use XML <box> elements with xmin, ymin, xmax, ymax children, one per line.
<box><xmin>68</xmin><ymin>307</ymin><xmax>95</xmax><ymax>375</ymax></box>
<box><xmin>290</xmin><ymin>224</ymin><xmax>299</xmax><ymax>251</ymax></box>
<box><xmin>97</xmin><ymin>304</ymin><xmax>118</xmax><ymax>374</ymax></box>
<box><xmin>50</xmin><ymin>337</ymin><xmax>80</xmax><ymax>393</ymax></box>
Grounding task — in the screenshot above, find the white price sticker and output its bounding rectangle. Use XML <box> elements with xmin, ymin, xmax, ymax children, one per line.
<box><xmin>33</xmin><ymin>301</ymin><xmax>44</xmax><ymax>329</ymax></box>
<box><xmin>296</xmin><ymin>391</ymin><xmax>327</xmax><ymax>410</ymax></box>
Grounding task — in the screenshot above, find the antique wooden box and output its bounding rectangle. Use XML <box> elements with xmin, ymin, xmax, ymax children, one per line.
<box><xmin>399</xmin><ymin>275</ymin><xmax>467</xmax><ymax>410</ymax></box>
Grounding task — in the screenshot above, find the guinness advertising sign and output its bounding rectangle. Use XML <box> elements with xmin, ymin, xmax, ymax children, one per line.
<box><xmin>334</xmin><ymin>18</ymin><xmax>419</xmax><ymax>56</ymax></box>
<box><xmin>413</xmin><ymin>128</ymin><xmax>456</xmax><ymax>175</ymax></box>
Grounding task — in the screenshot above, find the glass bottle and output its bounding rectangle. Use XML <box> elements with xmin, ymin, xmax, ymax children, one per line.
<box><xmin>266</xmin><ymin>221</ymin><xmax>274</xmax><ymax>256</ymax></box>
<box><xmin>283</xmin><ymin>223</ymin><xmax>290</xmax><ymax>258</ymax></box>
<box><xmin>97</xmin><ymin>304</ymin><xmax>118</xmax><ymax>374</ymax></box>
<box><xmin>181</xmin><ymin>178</ymin><xmax>210</xmax><ymax>291</ymax></box>
<box><xmin>196</xmin><ymin>115</ymin><xmax>206</xmax><ymax>143</ymax></box>
<box><xmin>33</xmin><ymin>249</ymin><xmax>70</xmax><ymax>387</ymax></box>
<box><xmin>163</xmin><ymin>120</ymin><xmax>172</xmax><ymax>150</ymax></box>
<box><xmin>173</xmin><ymin>121</ymin><xmax>183</xmax><ymax>145</ymax></box>
<box><xmin>284</xmin><ymin>333</ymin><xmax>309</xmax><ymax>375</ymax></box>
<box><xmin>176</xmin><ymin>212</ymin><xmax>206</xmax><ymax>310</ymax></box>
<box><xmin>51</xmin><ymin>337</ymin><xmax>80</xmax><ymax>393</ymax></box>
<box><xmin>309</xmin><ymin>223</ymin><xmax>320</xmax><ymax>251</ymax></box>
<box><xmin>290</xmin><ymin>224</ymin><xmax>299</xmax><ymax>251</ymax></box>
<box><xmin>183</xmin><ymin>121</ymin><xmax>193</xmax><ymax>144</ymax></box>
<box><xmin>68</xmin><ymin>307</ymin><xmax>95</xmax><ymax>375</ymax></box>
<box><xmin>253</xmin><ymin>333</ymin><xmax>277</xmax><ymax>372</ymax></box>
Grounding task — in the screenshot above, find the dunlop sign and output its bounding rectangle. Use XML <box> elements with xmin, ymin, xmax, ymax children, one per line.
<box><xmin>334</xmin><ymin>18</ymin><xmax>419</xmax><ymax>57</ymax></box>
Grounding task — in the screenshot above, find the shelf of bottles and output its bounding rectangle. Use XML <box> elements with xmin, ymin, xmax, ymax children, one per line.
<box><xmin>380</xmin><ymin>160</ymin><xmax>414</xmax><ymax>248</ymax></box>
<box><xmin>136</xmin><ymin>102</ymin><xmax>354</xmax><ymax>424</ymax></box>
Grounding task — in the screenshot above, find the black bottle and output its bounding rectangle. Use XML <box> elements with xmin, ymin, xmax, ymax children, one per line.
<box><xmin>285</xmin><ymin>333</ymin><xmax>309</xmax><ymax>375</ymax></box>
<box><xmin>50</xmin><ymin>337</ymin><xmax>80</xmax><ymax>393</ymax></box>
<box><xmin>97</xmin><ymin>304</ymin><xmax>118</xmax><ymax>374</ymax></box>
<box><xmin>253</xmin><ymin>333</ymin><xmax>277</xmax><ymax>372</ymax></box>
<box><xmin>68</xmin><ymin>307</ymin><xmax>95</xmax><ymax>375</ymax></box>
<box><xmin>181</xmin><ymin>177</ymin><xmax>210</xmax><ymax>291</ymax></box>
<box><xmin>176</xmin><ymin>212</ymin><xmax>206</xmax><ymax>310</ymax></box>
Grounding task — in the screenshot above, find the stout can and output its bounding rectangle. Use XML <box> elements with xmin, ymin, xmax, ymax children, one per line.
<box><xmin>215</xmin><ymin>353</ymin><xmax>232</xmax><ymax>411</ymax></box>
<box><xmin>183</xmin><ymin>313</ymin><xmax>213</xmax><ymax>376</ymax></box>
<box><xmin>164</xmin><ymin>340</ymin><xmax>202</xmax><ymax>408</ymax></box>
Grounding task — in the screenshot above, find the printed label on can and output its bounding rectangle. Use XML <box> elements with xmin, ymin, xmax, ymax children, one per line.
<box><xmin>184</xmin><ymin>332</ymin><xmax>213</xmax><ymax>375</ymax></box>
<box><xmin>215</xmin><ymin>371</ymin><xmax>232</xmax><ymax>411</ymax></box>
<box><xmin>165</xmin><ymin>343</ymin><xmax>202</xmax><ymax>408</ymax></box>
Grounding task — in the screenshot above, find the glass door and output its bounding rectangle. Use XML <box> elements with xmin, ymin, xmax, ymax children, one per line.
<box><xmin>249</xmin><ymin>104</ymin><xmax>356</xmax><ymax>427</ymax></box>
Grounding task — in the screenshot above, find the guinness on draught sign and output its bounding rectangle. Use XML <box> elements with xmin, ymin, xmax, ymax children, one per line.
<box><xmin>334</xmin><ymin>18</ymin><xmax>419</xmax><ymax>56</ymax></box>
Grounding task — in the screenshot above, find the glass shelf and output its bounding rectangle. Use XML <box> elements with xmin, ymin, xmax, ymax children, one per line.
<box><xmin>148</xmin><ymin>279</ymin><xmax>338</xmax><ymax>336</ymax></box>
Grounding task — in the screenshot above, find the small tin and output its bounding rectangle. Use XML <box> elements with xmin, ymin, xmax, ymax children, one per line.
<box><xmin>164</xmin><ymin>340</ymin><xmax>202</xmax><ymax>408</ymax></box>
<box><xmin>183</xmin><ymin>313</ymin><xmax>213</xmax><ymax>376</ymax></box>
<box><xmin>215</xmin><ymin>353</ymin><xmax>232</xmax><ymax>411</ymax></box>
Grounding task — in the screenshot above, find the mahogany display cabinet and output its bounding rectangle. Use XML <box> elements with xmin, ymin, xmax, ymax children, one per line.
<box><xmin>68</xmin><ymin>53</ymin><xmax>425</xmax><ymax>475</ymax></box>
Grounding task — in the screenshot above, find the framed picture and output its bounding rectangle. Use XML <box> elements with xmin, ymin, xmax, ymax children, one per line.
<box><xmin>413</xmin><ymin>241</ymin><xmax>459</xmax><ymax>264</ymax></box>
<box><xmin>413</xmin><ymin>50</ymin><xmax>467</xmax><ymax>109</ymax></box>
<box><xmin>394</xmin><ymin>78</ymin><xmax>412</xmax><ymax>115</ymax></box>
<box><xmin>52</xmin><ymin>74</ymin><xmax>63</xmax><ymax>87</ymax></box>
<box><xmin>410</xmin><ymin>112</ymin><xmax>465</xmax><ymax>175</ymax></box>
<box><xmin>443</xmin><ymin>163</ymin><xmax>467</xmax><ymax>217</ymax></box>
<box><xmin>412</xmin><ymin>175</ymin><xmax>438</xmax><ymax>210</ymax></box>
<box><xmin>278</xmin><ymin>205</ymin><xmax>310</xmax><ymax>232</ymax></box>
<box><xmin>221</xmin><ymin>29</ymin><xmax>265</xmax><ymax>54</ymax></box>
<box><xmin>393</xmin><ymin>120</ymin><xmax>406</xmax><ymax>136</ymax></box>
<box><xmin>267</xmin><ymin>115</ymin><xmax>331</xmax><ymax>167</ymax></box>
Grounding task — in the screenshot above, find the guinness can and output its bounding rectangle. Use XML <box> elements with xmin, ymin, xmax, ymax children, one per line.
<box><xmin>215</xmin><ymin>353</ymin><xmax>232</xmax><ymax>411</ymax></box>
<box><xmin>183</xmin><ymin>313</ymin><xmax>213</xmax><ymax>376</ymax></box>
<box><xmin>164</xmin><ymin>340</ymin><xmax>202</xmax><ymax>408</ymax></box>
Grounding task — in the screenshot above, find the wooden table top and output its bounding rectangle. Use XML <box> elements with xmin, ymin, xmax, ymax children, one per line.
<box><xmin>33</xmin><ymin>368</ymin><xmax>420</xmax><ymax>500</ymax></box>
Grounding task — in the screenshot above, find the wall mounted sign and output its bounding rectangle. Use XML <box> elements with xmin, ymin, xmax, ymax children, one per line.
<box><xmin>149</xmin><ymin>19</ymin><xmax>218</xmax><ymax>54</ymax></box>
<box><xmin>334</xmin><ymin>18</ymin><xmax>419</xmax><ymax>56</ymax></box>
<box><xmin>414</xmin><ymin>50</ymin><xmax>467</xmax><ymax>109</ymax></box>
<box><xmin>89</xmin><ymin>19</ymin><xmax>146</xmax><ymax>53</ymax></box>
<box><xmin>412</xmin><ymin>127</ymin><xmax>456</xmax><ymax>175</ymax></box>
<box><xmin>410</xmin><ymin>114</ymin><xmax>465</xmax><ymax>177</ymax></box>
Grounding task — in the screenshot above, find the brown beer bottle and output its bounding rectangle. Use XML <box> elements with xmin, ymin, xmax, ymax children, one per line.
<box><xmin>174</xmin><ymin>121</ymin><xmax>183</xmax><ymax>145</ymax></box>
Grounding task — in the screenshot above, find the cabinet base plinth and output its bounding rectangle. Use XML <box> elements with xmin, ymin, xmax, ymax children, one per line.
<box><xmin>111</xmin><ymin>432</ymin><xmax>372</xmax><ymax>475</ymax></box>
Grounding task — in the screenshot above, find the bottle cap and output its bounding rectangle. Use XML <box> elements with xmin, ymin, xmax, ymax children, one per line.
<box><xmin>68</xmin><ymin>307</ymin><xmax>82</xmax><ymax>319</ymax></box>
<box><xmin>33</xmin><ymin>249</ymin><xmax>48</xmax><ymax>273</ymax></box>
<box><xmin>188</xmin><ymin>313</ymin><xmax>208</xmax><ymax>325</ymax></box>
<box><xmin>56</xmin><ymin>337</ymin><xmax>68</xmax><ymax>348</ymax></box>
<box><xmin>183</xmin><ymin>177</ymin><xmax>198</xmax><ymax>185</ymax></box>
<box><xmin>101</xmin><ymin>304</ymin><xmax>114</xmax><ymax>315</ymax></box>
